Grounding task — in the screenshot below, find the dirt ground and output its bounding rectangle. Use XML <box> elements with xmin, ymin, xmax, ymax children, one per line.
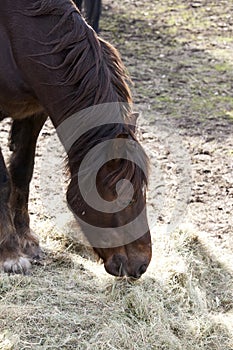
<box><xmin>0</xmin><ymin>0</ymin><xmax>233</xmax><ymax>349</ymax></box>
<box><xmin>101</xmin><ymin>0</ymin><xmax>233</xmax><ymax>244</ymax></box>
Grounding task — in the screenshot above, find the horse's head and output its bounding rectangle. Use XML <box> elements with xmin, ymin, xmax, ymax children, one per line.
<box><xmin>66</xmin><ymin>120</ymin><xmax>151</xmax><ymax>279</ymax></box>
<box><xmin>92</xmin><ymin>156</ymin><xmax>152</xmax><ymax>279</ymax></box>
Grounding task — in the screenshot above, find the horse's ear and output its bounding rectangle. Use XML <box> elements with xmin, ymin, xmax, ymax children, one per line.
<box><xmin>128</xmin><ymin>112</ymin><xmax>139</xmax><ymax>132</ymax></box>
<box><xmin>107</xmin><ymin>133</ymin><xmax>128</xmax><ymax>167</ymax></box>
<box><xmin>108</xmin><ymin>113</ymin><xmax>139</xmax><ymax>162</ymax></box>
<box><xmin>132</xmin><ymin>112</ymin><xmax>139</xmax><ymax>123</ymax></box>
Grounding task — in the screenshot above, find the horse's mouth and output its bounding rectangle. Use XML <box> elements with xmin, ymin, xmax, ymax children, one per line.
<box><xmin>104</xmin><ymin>260</ymin><xmax>148</xmax><ymax>280</ymax></box>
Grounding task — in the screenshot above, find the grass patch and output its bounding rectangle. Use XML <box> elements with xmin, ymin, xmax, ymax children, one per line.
<box><xmin>101</xmin><ymin>0</ymin><xmax>233</xmax><ymax>121</ymax></box>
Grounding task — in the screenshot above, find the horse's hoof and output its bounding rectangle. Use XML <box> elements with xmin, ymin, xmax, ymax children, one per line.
<box><xmin>3</xmin><ymin>257</ymin><xmax>31</xmax><ymax>275</ymax></box>
<box><xmin>24</xmin><ymin>243</ymin><xmax>43</xmax><ymax>262</ymax></box>
<box><xmin>21</xmin><ymin>231</ymin><xmax>42</xmax><ymax>262</ymax></box>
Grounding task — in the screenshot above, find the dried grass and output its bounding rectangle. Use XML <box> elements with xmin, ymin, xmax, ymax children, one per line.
<box><xmin>0</xmin><ymin>226</ymin><xmax>232</xmax><ymax>350</ymax></box>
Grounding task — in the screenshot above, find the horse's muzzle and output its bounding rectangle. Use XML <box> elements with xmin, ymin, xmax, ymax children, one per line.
<box><xmin>104</xmin><ymin>253</ymin><xmax>149</xmax><ymax>279</ymax></box>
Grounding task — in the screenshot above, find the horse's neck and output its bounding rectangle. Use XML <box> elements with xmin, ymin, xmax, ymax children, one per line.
<box><xmin>5</xmin><ymin>1</ymin><xmax>103</xmax><ymax>125</ymax></box>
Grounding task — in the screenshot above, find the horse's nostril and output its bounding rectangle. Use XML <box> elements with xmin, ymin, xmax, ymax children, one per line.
<box><xmin>104</xmin><ymin>254</ymin><xmax>128</xmax><ymax>277</ymax></box>
<box><xmin>105</xmin><ymin>256</ymin><xmax>149</xmax><ymax>279</ymax></box>
<box><xmin>129</xmin><ymin>263</ymin><xmax>148</xmax><ymax>279</ymax></box>
<box><xmin>138</xmin><ymin>263</ymin><xmax>147</xmax><ymax>275</ymax></box>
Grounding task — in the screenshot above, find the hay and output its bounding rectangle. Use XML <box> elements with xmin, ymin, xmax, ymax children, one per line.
<box><xmin>0</xmin><ymin>226</ymin><xmax>232</xmax><ymax>349</ymax></box>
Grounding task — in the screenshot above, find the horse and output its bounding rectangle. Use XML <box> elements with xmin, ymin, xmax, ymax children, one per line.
<box><xmin>0</xmin><ymin>0</ymin><xmax>152</xmax><ymax>279</ymax></box>
<box><xmin>74</xmin><ymin>0</ymin><xmax>101</xmax><ymax>33</ymax></box>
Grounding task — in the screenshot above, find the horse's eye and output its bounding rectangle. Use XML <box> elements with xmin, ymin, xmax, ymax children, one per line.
<box><xmin>128</xmin><ymin>198</ymin><xmax>136</xmax><ymax>206</ymax></box>
<box><xmin>118</xmin><ymin>198</ymin><xmax>136</xmax><ymax>207</ymax></box>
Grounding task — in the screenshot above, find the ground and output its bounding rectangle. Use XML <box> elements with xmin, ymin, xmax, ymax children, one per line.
<box><xmin>0</xmin><ymin>0</ymin><xmax>233</xmax><ymax>349</ymax></box>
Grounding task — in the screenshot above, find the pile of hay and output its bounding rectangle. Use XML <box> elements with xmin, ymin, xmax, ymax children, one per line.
<box><xmin>0</xmin><ymin>225</ymin><xmax>232</xmax><ymax>349</ymax></box>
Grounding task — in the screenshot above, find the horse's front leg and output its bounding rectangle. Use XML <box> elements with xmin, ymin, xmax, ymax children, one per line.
<box><xmin>0</xmin><ymin>147</ymin><xmax>30</xmax><ymax>273</ymax></box>
<box><xmin>9</xmin><ymin>112</ymin><xmax>47</xmax><ymax>263</ymax></box>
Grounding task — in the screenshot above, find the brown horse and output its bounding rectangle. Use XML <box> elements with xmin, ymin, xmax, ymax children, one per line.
<box><xmin>0</xmin><ymin>0</ymin><xmax>152</xmax><ymax>278</ymax></box>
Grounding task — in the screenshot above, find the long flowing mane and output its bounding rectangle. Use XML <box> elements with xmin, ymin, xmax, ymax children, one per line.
<box><xmin>23</xmin><ymin>0</ymin><xmax>132</xmax><ymax>113</ymax></box>
<box><xmin>23</xmin><ymin>0</ymin><xmax>148</xmax><ymax>197</ymax></box>
<box><xmin>68</xmin><ymin>122</ymin><xmax>149</xmax><ymax>197</ymax></box>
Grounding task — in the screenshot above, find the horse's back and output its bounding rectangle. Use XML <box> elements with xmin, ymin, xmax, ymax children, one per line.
<box><xmin>0</xmin><ymin>12</ymin><xmax>42</xmax><ymax>119</ymax></box>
